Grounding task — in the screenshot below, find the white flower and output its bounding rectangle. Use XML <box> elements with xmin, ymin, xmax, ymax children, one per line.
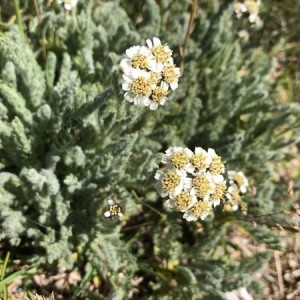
<box><xmin>210</xmin><ymin>174</ymin><xmax>227</xmax><ymax>207</ymax></box>
<box><xmin>122</xmin><ymin>69</ymin><xmax>154</xmax><ymax>107</ymax></box>
<box><xmin>225</xmin><ymin>185</ymin><xmax>242</xmax><ymax>211</ymax></box>
<box><xmin>154</xmin><ymin>169</ymin><xmax>191</xmax><ymax>198</ymax></box>
<box><xmin>245</xmin><ymin>0</ymin><xmax>261</xmax><ymax>23</ymax></box>
<box><xmin>233</xmin><ymin>2</ymin><xmax>248</xmax><ymax>18</ymax></box>
<box><xmin>238</xmin><ymin>30</ymin><xmax>250</xmax><ymax>42</ymax></box>
<box><xmin>161</xmin><ymin>147</ymin><xmax>194</xmax><ymax>173</ymax></box>
<box><xmin>162</xmin><ymin>62</ymin><xmax>181</xmax><ymax>91</ymax></box>
<box><xmin>191</xmin><ymin>147</ymin><xmax>212</xmax><ymax>173</ymax></box>
<box><xmin>183</xmin><ymin>200</ymin><xmax>212</xmax><ymax>221</ymax></box>
<box><xmin>166</xmin><ymin>188</ymin><xmax>197</xmax><ymax>212</ymax></box>
<box><xmin>120</xmin><ymin>46</ymin><xmax>155</xmax><ymax>74</ymax></box>
<box><xmin>149</xmin><ymin>81</ymin><xmax>169</xmax><ymax>110</ymax></box>
<box><xmin>227</xmin><ymin>170</ymin><xmax>248</xmax><ymax>193</ymax></box>
<box><xmin>207</xmin><ymin>148</ymin><xmax>225</xmax><ymax>175</ymax></box>
<box><xmin>104</xmin><ymin>199</ymin><xmax>123</xmax><ymax>219</ymax></box>
<box><xmin>192</xmin><ymin>171</ymin><xmax>215</xmax><ymax>201</ymax></box>
<box><xmin>120</xmin><ymin>37</ymin><xmax>181</xmax><ymax>109</ymax></box>
<box><xmin>57</xmin><ymin>0</ymin><xmax>78</xmax><ymax>10</ymax></box>
<box><xmin>146</xmin><ymin>37</ymin><xmax>173</xmax><ymax>72</ymax></box>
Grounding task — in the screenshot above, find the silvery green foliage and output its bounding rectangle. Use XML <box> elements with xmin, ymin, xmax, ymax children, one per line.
<box><xmin>0</xmin><ymin>0</ymin><xmax>300</xmax><ymax>298</ymax></box>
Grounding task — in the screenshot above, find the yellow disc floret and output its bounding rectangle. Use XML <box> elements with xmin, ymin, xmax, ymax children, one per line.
<box><xmin>170</xmin><ymin>151</ymin><xmax>190</xmax><ymax>169</ymax></box>
<box><xmin>151</xmin><ymin>45</ymin><xmax>172</xmax><ymax>63</ymax></box>
<box><xmin>161</xmin><ymin>170</ymin><xmax>181</xmax><ymax>193</ymax></box>
<box><xmin>192</xmin><ymin>174</ymin><xmax>212</xmax><ymax>199</ymax></box>
<box><xmin>209</xmin><ymin>155</ymin><xmax>224</xmax><ymax>175</ymax></box>
<box><xmin>131</xmin><ymin>54</ymin><xmax>149</xmax><ymax>69</ymax></box>
<box><xmin>189</xmin><ymin>201</ymin><xmax>211</xmax><ymax>219</ymax></box>
<box><xmin>131</xmin><ymin>77</ymin><xmax>151</xmax><ymax>96</ymax></box>
<box><xmin>174</xmin><ymin>191</ymin><xmax>193</xmax><ymax>211</ymax></box>
<box><xmin>151</xmin><ymin>86</ymin><xmax>168</xmax><ymax>103</ymax></box>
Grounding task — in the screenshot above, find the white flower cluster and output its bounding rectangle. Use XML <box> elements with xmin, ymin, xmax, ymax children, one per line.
<box><xmin>223</xmin><ymin>170</ymin><xmax>249</xmax><ymax>213</ymax></box>
<box><xmin>104</xmin><ymin>199</ymin><xmax>123</xmax><ymax>220</ymax></box>
<box><xmin>233</xmin><ymin>0</ymin><xmax>261</xmax><ymax>23</ymax></box>
<box><xmin>120</xmin><ymin>37</ymin><xmax>181</xmax><ymax>110</ymax></box>
<box><xmin>154</xmin><ymin>147</ymin><xmax>227</xmax><ymax>221</ymax></box>
<box><xmin>57</xmin><ymin>0</ymin><xmax>78</xmax><ymax>10</ymax></box>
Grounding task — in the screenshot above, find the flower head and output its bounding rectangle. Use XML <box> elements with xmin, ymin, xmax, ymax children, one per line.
<box><xmin>120</xmin><ymin>37</ymin><xmax>181</xmax><ymax>110</ymax></box>
<box><xmin>246</xmin><ymin>0</ymin><xmax>261</xmax><ymax>23</ymax></box>
<box><xmin>57</xmin><ymin>0</ymin><xmax>78</xmax><ymax>10</ymax></box>
<box><xmin>227</xmin><ymin>170</ymin><xmax>248</xmax><ymax>193</ymax></box>
<box><xmin>161</xmin><ymin>147</ymin><xmax>194</xmax><ymax>173</ymax></box>
<box><xmin>222</xmin><ymin>170</ymin><xmax>249</xmax><ymax>213</ymax></box>
<box><xmin>120</xmin><ymin>46</ymin><xmax>155</xmax><ymax>73</ymax></box>
<box><xmin>146</xmin><ymin>37</ymin><xmax>173</xmax><ymax>72</ymax></box>
<box><xmin>154</xmin><ymin>169</ymin><xmax>191</xmax><ymax>198</ymax></box>
<box><xmin>166</xmin><ymin>188</ymin><xmax>197</xmax><ymax>212</ymax></box>
<box><xmin>122</xmin><ymin>69</ymin><xmax>153</xmax><ymax>106</ymax></box>
<box><xmin>191</xmin><ymin>147</ymin><xmax>211</xmax><ymax>173</ymax></box>
<box><xmin>233</xmin><ymin>2</ymin><xmax>248</xmax><ymax>18</ymax></box>
<box><xmin>155</xmin><ymin>147</ymin><xmax>228</xmax><ymax>221</ymax></box>
<box><xmin>104</xmin><ymin>199</ymin><xmax>123</xmax><ymax>219</ymax></box>
<box><xmin>183</xmin><ymin>200</ymin><xmax>212</xmax><ymax>221</ymax></box>
<box><xmin>149</xmin><ymin>81</ymin><xmax>169</xmax><ymax>110</ymax></box>
<box><xmin>162</xmin><ymin>63</ymin><xmax>181</xmax><ymax>91</ymax></box>
<box><xmin>207</xmin><ymin>148</ymin><xmax>225</xmax><ymax>175</ymax></box>
<box><xmin>233</xmin><ymin>0</ymin><xmax>261</xmax><ymax>23</ymax></box>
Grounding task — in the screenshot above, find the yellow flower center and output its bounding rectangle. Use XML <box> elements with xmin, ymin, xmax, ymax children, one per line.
<box><xmin>209</xmin><ymin>156</ymin><xmax>224</xmax><ymax>175</ymax></box>
<box><xmin>191</xmin><ymin>152</ymin><xmax>208</xmax><ymax>170</ymax></box>
<box><xmin>131</xmin><ymin>54</ymin><xmax>148</xmax><ymax>69</ymax></box>
<box><xmin>233</xmin><ymin>173</ymin><xmax>247</xmax><ymax>189</ymax></box>
<box><xmin>233</xmin><ymin>2</ymin><xmax>245</xmax><ymax>14</ymax></box>
<box><xmin>149</xmin><ymin>72</ymin><xmax>160</xmax><ymax>85</ymax></box>
<box><xmin>223</xmin><ymin>203</ymin><xmax>233</xmax><ymax>212</ymax></box>
<box><xmin>212</xmin><ymin>182</ymin><xmax>227</xmax><ymax>200</ymax></box>
<box><xmin>163</xmin><ymin>64</ymin><xmax>180</xmax><ymax>84</ymax></box>
<box><xmin>192</xmin><ymin>174</ymin><xmax>212</xmax><ymax>199</ymax></box>
<box><xmin>240</xmin><ymin>202</ymin><xmax>248</xmax><ymax>212</ymax></box>
<box><xmin>131</xmin><ymin>77</ymin><xmax>151</xmax><ymax>96</ymax></box>
<box><xmin>245</xmin><ymin>0</ymin><xmax>259</xmax><ymax>14</ymax></box>
<box><xmin>151</xmin><ymin>86</ymin><xmax>168</xmax><ymax>103</ymax></box>
<box><xmin>174</xmin><ymin>191</ymin><xmax>193</xmax><ymax>211</ymax></box>
<box><xmin>229</xmin><ymin>186</ymin><xmax>242</xmax><ymax>203</ymax></box>
<box><xmin>170</xmin><ymin>151</ymin><xmax>190</xmax><ymax>169</ymax></box>
<box><xmin>109</xmin><ymin>204</ymin><xmax>122</xmax><ymax>217</ymax></box>
<box><xmin>161</xmin><ymin>170</ymin><xmax>181</xmax><ymax>193</ymax></box>
<box><xmin>189</xmin><ymin>201</ymin><xmax>211</xmax><ymax>219</ymax></box>
<box><xmin>152</xmin><ymin>45</ymin><xmax>172</xmax><ymax>63</ymax></box>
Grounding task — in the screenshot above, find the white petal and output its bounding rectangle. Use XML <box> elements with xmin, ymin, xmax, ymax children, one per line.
<box><xmin>213</xmin><ymin>174</ymin><xmax>225</xmax><ymax>184</ymax></box>
<box><xmin>124</xmin><ymin>92</ymin><xmax>134</xmax><ymax>102</ymax></box>
<box><xmin>104</xmin><ymin>211</ymin><xmax>111</xmax><ymax>217</ymax></box>
<box><xmin>122</xmin><ymin>82</ymin><xmax>131</xmax><ymax>91</ymax></box>
<box><xmin>146</xmin><ymin>39</ymin><xmax>153</xmax><ymax>48</ymax></box>
<box><xmin>126</xmin><ymin>46</ymin><xmax>139</xmax><ymax>58</ymax></box>
<box><xmin>160</xmin><ymin>81</ymin><xmax>169</xmax><ymax>90</ymax></box>
<box><xmin>240</xmin><ymin>186</ymin><xmax>247</xmax><ymax>194</ymax></box>
<box><xmin>249</xmin><ymin>13</ymin><xmax>258</xmax><ymax>23</ymax></box>
<box><xmin>170</xmin><ymin>82</ymin><xmax>178</xmax><ymax>90</ymax></box>
<box><xmin>150</xmin><ymin>102</ymin><xmax>158</xmax><ymax>110</ymax></box>
<box><xmin>64</xmin><ymin>4</ymin><xmax>72</xmax><ymax>10</ymax></box>
<box><xmin>154</xmin><ymin>170</ymin><xmax>164</xmax><ymax>180</ymax></box>
<box><xmin>153</xmin><ymin>37</ymin><xmax>161</xmax><ymax>46</ymax></box>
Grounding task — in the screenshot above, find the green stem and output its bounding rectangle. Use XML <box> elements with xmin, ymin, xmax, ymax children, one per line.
<box><xmin>12</xmin><ymin>0</ymin><xmax>25</xmax><ymax>40</ymax></box>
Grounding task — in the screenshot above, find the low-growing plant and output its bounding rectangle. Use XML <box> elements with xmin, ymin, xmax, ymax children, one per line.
<box><xmin>0</xmin><ymin>0</ymin><xmax>299</xmax><ymax>298</ymax></box>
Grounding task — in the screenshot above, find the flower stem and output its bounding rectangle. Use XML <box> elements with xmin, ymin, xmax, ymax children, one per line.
<box><xmin>12</xmin><ymin>0</ymin><xmax>25</xmax><ymax>40</ymax></box>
